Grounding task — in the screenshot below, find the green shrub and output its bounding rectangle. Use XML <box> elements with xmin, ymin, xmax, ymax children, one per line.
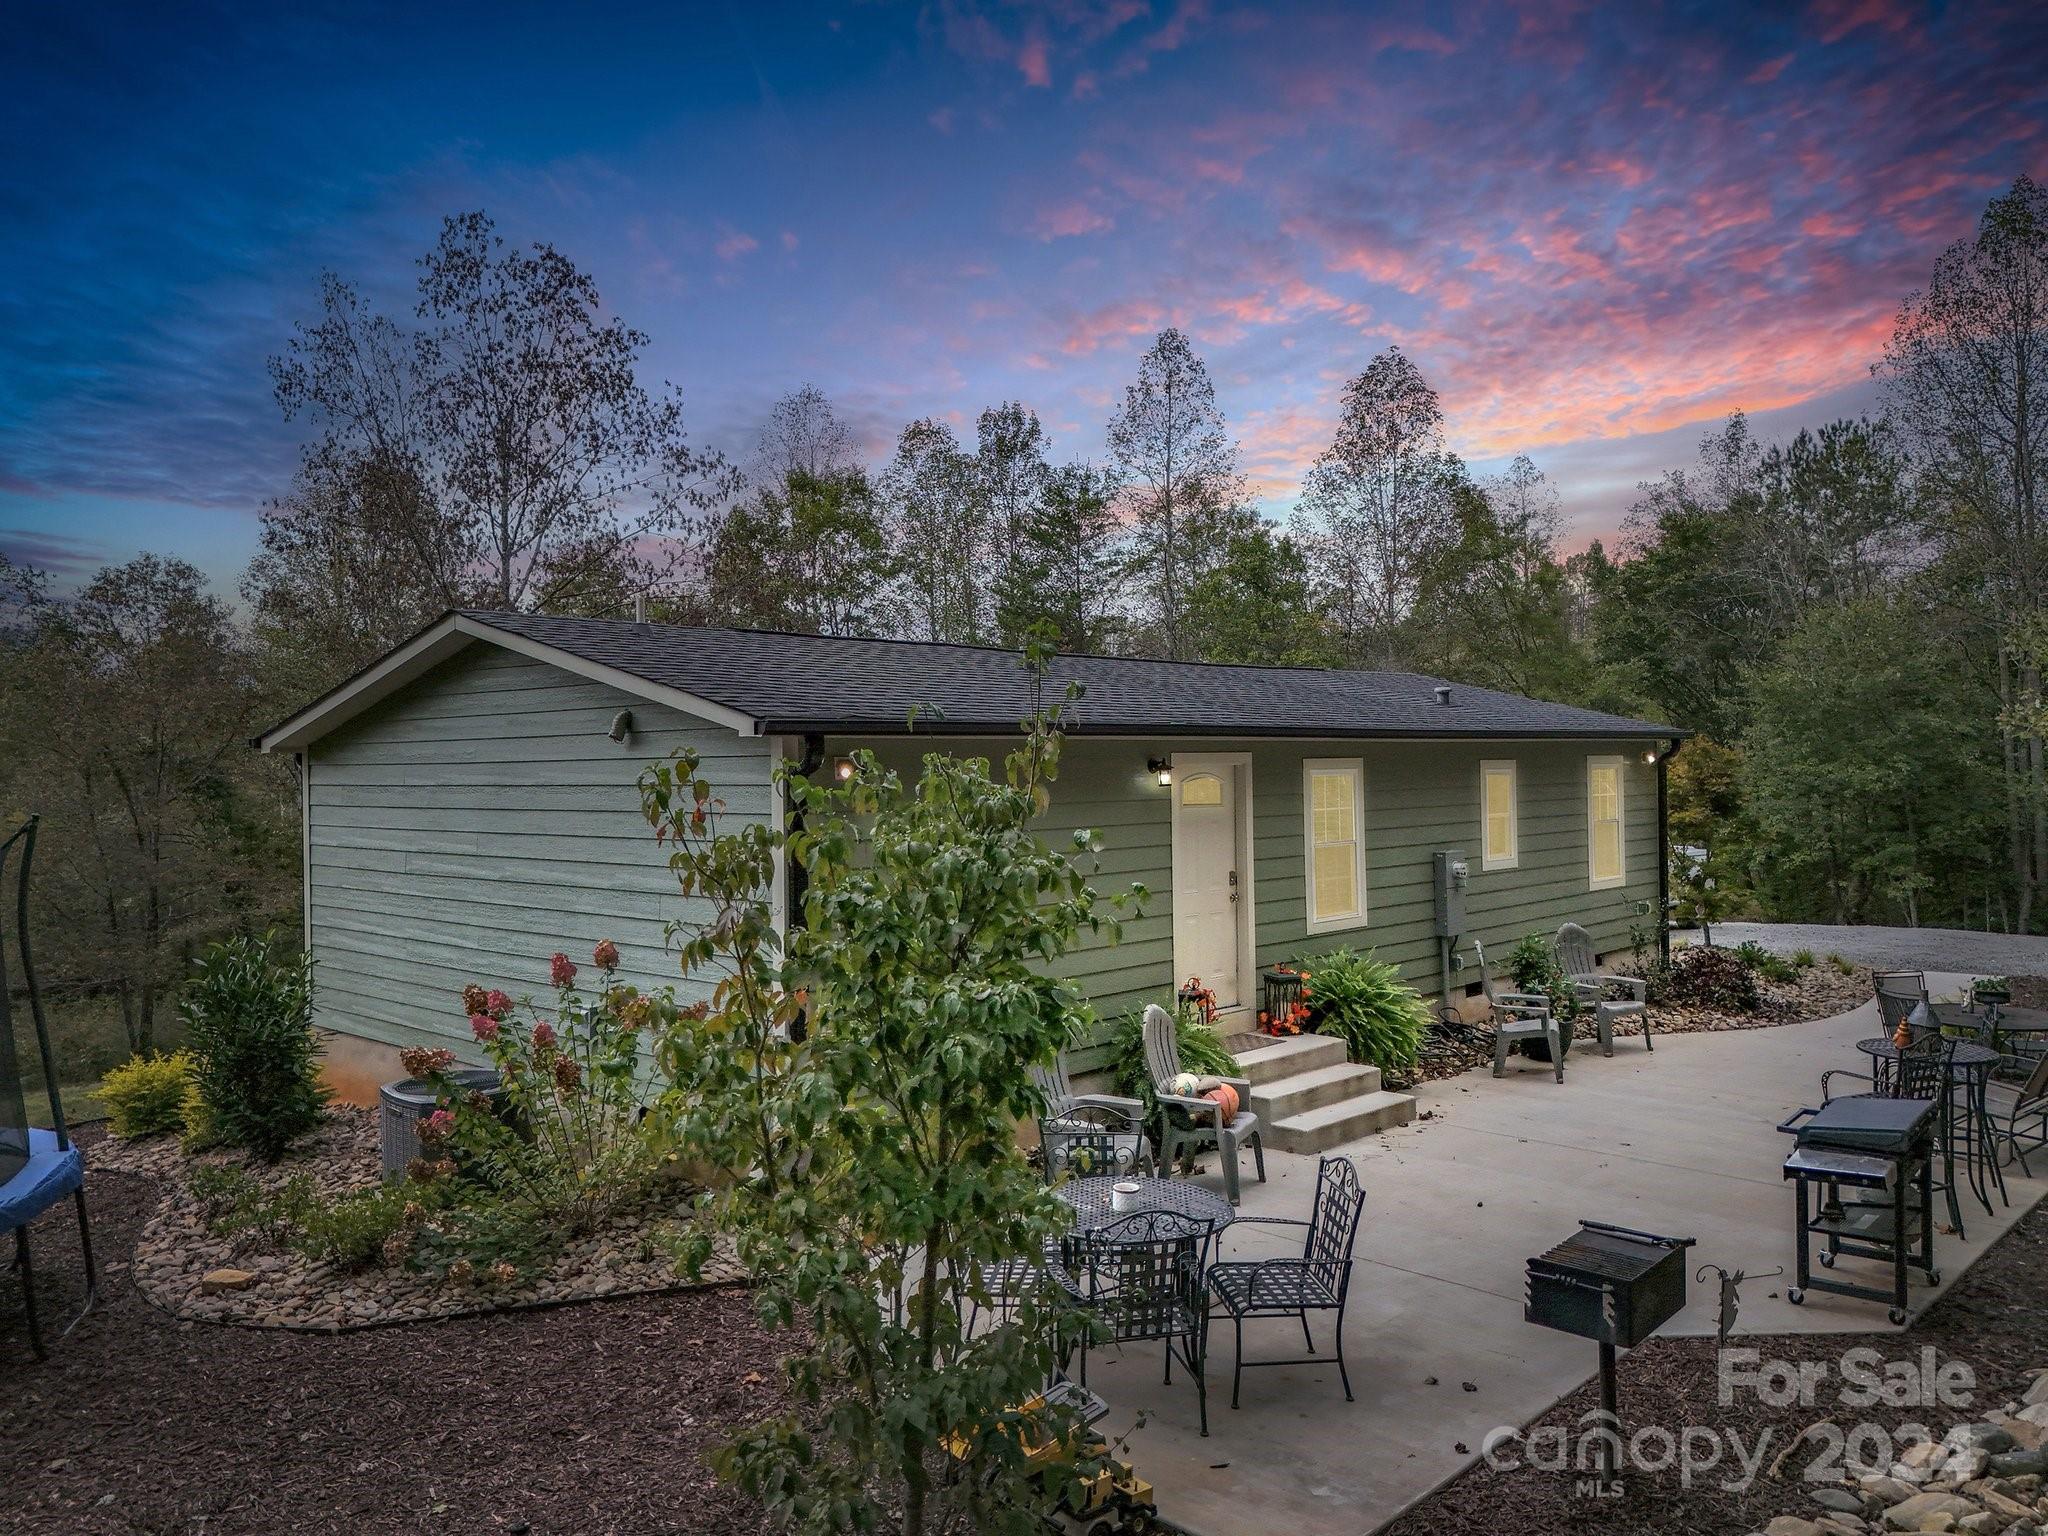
<box><xmin>1733</xmin><ymin>940</ymin><xmax>1798</xmax><ymax>983</ymax></box>
<box><xmin>1506</xmin><ymin>934</ymin><xmax>1579</xmax><ymax>1021</ymax></box>
<box><xmin>1791</xmin><ymin>948</ymin><xmax>1816</xmax><ymax>969</ymax></box>
<box><xmin>292</xmin><ymin>1182</ymin><xmax>431</xmax><ymax>1271</ymax></box>
<box><xmin>186</xmin><ymin>1164</ymin><xmax>259</xmax><ymax>1227</ymax></box>
<box><xmin>99</xmin><ymin>1051</ymin><xmax>196</xmax><ymax>1138</ymax></box>
<box><xmin>1296</xmin><ymin>948</ymin><xmax>1429</xmax><ymax>1074</ymax></box>
<box><xmin>1103</xmin><ymin>1001</ymin><xmax>1238</xmax><ymax>1129</ymax></box>
<box><xmin>182</xmin><ymin>932</ymin><xmax>327</xmax><ymax>1161</ymax></box>
<box><xmin>1828</xmin><ymin>953</ymin><xmax>1856</xmax><ymax>976</ymax></box>
<box><xmin>1661</xmin><ymin>945</ymin><xmax>1761</xmax><ymax>1012</ymax></box>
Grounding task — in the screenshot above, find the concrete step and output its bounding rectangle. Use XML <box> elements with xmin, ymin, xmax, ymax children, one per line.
<box><xmin>1264</xmin><ymin>1090</ymin><xmax>1417</xmax><ymax>1155</ymax></box>
<box><xmin>1233</xmin><ymin>1033</ymin><xmax>1348</xmax><ymax>1086</ymax></box>
<box><xmin>1248</xmin><ymin>1062</ymin><xmax>1384</xmax><ymax>1122</ymax></box>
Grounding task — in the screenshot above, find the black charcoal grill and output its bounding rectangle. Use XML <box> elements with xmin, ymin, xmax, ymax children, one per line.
<box><xmin>1525</xmin><ymin>1221</ymin><xmax>1696</xmax><ymax>1488</ymax></box>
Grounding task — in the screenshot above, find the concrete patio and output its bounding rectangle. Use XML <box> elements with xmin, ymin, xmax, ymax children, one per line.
<box><xmin>1082</xmin><ymin>976</ymin><xmax>2047</xmax><ymax>1536</ymax></box>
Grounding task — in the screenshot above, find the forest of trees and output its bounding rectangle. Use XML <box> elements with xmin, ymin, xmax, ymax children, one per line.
<box><xmin>4</xmin><ymin>178</ymin><xmax>2046</xmax><ymax>1057</ymax></box>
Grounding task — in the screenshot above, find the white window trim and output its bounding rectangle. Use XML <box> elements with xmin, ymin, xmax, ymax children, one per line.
<box><xmin>1480</xmin><ymin>759</ymin><xmax>1519</xmax><ymax>871</ymax></box>
<box><xmin>1587</xmin><ymin>755</ymin><xmax>1626</xmax><ymax>891</ymax></box>
<box><xmin>1302</xmin><ymin>758</ymin><xmax>1368</xmax><ymax>934</ymax></box>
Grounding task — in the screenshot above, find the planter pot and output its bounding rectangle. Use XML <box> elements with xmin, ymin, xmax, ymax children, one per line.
<box><xmin>1519</xmin><ymin>1015</ymin><xmax>1576</xmax><ymax>1064</ymax></box>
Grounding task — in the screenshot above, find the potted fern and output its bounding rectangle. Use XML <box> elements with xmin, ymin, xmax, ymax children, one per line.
<box><xmin>1295</xmin><ymin>948</ymin><xmax>1429</xmax><ymax>1081</ymax></box>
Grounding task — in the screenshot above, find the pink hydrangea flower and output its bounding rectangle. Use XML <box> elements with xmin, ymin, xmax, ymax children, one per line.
<box><xmin>400</xmin><ymin>1045</ymin><xmax>456</xmax><ymax>1079</ymax></box>
<box><xmin>485</xmin><ymin>989</ymin><xmax>513</xmax><ymax>1019</ymax></box>
<box><xmin>416</xmin><ymin>1109</ymin><xmax>456</xmax><ymax>1144</ymax></box>
<box><xmin>549</xmin><ymin>952</ymin><xmax>577</xmax><ymax>989</ymax></box>
<box><xmin>593</xmin><ymin>939</ymin><xmax>620</xmax><ymax>970</ymax></box>
<box><xmin>531</xmin><ymin>1020</ymin><xmax>557</xmax><ymax>1050</ymax></box>
<box><xmin>470</xmin><ymin>1014</ymin><xmax>500</xmax><ymax>1042</ymax></box>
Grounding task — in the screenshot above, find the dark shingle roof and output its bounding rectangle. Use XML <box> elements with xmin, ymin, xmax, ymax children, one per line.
<box><xmin>461</xmin><ymin>610</ymin><xmax>1679</xmax><ymax>741</ymax></box>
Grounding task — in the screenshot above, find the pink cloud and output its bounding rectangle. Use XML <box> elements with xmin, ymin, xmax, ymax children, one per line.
<box><xmin>714</xmin><ymin>226</ymin><xmax>759</xmax><ymax>262</ymax></box>
<box><xmin>1018</xmin><ymin>30</ymin><xmax>1051</xmax><ymax>87</ymax></box>
<box><xmin>1812</xmin><ymin>0</ymin><xmax>1915</xmax><ymax>45</ymax></box>
<box><xmin>1032</xmin><ymin>200</ymin><xmax>1114</xmax><ymax>240</ymax></box>
<box><xmin>1747</xmin><ymin>52</ymin><xmax>1795</xmax><ymax>83</ymax></box>
<box><xmin>1058</xmin><ymin>297</ymin><xmax>1169</xmax><ymax>355</ymax></box>
<box><xmin>1799</xmin><ymin>210</ymin><xmax>1860</xmax><ymax>239</ymax></box>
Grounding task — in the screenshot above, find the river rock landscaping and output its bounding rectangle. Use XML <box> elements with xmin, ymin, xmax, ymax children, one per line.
<box><xmin>97</xmin><ymin>1106</ymin><xmax>742</xmax><ymax>1330</ymax></box>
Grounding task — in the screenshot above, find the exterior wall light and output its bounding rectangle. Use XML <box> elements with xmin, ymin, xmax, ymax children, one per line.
<box><xmin>1643</xmin><ymin>749</ymin><xmax>1659</xmax><ymax>765</ymax></box>
<box><xmin>1148</xmin><ymin>754</ymin><xmax>1173</xmax><ymax>788</ymax></box>
<box><xmin>833</xmin><ymin>757</ymin><xmax>856</xmax><ymax>782</ymax></box>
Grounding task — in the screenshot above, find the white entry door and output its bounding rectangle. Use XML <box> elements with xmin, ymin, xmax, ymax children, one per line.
<box><xmin>1172</xmin><ymin>756</ymin><xmax>1249</xmax><ymax>1011</ymax></box>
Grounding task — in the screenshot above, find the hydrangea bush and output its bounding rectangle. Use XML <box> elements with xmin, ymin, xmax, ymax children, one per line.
<box><xmin>413</xmin><ymin>943</ymin><xmax>696</xmax><ymax>1246</ymax></box>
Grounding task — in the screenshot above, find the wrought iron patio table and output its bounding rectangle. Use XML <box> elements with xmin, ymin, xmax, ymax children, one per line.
<box><xmin>1857</xmin><ymin>1037</ymin><xmax>2006</xmax><ymax>1222</ymax></box>
<box><xmin>1056</xmin><ymin>1175</ymin><xmax>1236</xmax><ymax>1241</ymax></box>
<box><xmin>1932</xmin><ymin>1003</ymin><xmax>2048</xmax><ymax>1070</ymax></box>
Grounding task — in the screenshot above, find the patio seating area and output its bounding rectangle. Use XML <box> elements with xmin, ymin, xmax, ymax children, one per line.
<box><xmin>1047</xmin><ymin>971</ymin><xmax>2048</xmax><ymax>1536</ymax></box>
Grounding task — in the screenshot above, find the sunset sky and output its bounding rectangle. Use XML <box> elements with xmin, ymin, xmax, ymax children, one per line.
<box><xmin>4</xmin><ymin>0</ymin><xmax>2046</xmax><ymax>594</ymax></box>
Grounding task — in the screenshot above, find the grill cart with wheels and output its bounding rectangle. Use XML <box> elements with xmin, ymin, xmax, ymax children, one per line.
<box><xmin>1778</xmin><ymin>1096</ymin><xmax>1937</xmax><ymax>1326</ymax></box>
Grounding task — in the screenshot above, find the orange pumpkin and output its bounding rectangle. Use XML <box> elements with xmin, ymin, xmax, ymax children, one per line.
<box><xmin>1203</xmin><ymin>1082</ymin><xmax>1240</xmax><ymax>1126</ymax></box>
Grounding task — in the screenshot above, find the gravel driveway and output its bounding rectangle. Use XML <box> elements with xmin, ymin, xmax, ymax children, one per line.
<box><xmin>1680</xmin><ymin>920</ymin><xmax>2048</xmax><ymax>977</ymax></box>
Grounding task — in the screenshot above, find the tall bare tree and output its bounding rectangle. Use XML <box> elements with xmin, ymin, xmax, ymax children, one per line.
<box><xmin>263</xmin><ymin>211</ymin><xmax>736</xmax><ymax>659</ymax></box>
<box><xmin>1881</xmin><ymin>175</ymin><xmax>2048</xmax><ymax>928</ymax></box>
<box><xmin>1107</xmin><ymin>329</ymin><xmax>1243</xmax><ymax>659</ymax></box>
<box><xmin>754</xmin><ymin>383</ymin><xmax>860</xmax><ymax>484</ymax></box>
<box><xmin>1291</xmin><ymin>347</ymin><xmax>1462</xmax><ymax>665</ymax></box>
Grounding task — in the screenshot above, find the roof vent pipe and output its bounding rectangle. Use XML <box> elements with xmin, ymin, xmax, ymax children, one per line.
<box><xmin>1434</xmin><ymin>685</ymin><xmax>1453</xmax><ymax>706</ymax></box>
<box><xmin>633</xmin><ymin>592</ymin><xmax>648</xmax><ymax>624</ymax></box>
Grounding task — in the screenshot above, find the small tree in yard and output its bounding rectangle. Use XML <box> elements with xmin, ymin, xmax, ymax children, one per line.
<box><xmin>640</xmin><ymin>665</ymin><xmax>1140</xmax><ymax>1536</ymax></box>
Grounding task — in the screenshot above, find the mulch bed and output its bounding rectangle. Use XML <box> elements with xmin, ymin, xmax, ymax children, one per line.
<box><xmin>0</xmin><ymin>1127</ymin><xmax>792</xmax><ymax>1536</ymax></box>
<box><xmin>103</xmin><ymin>1108</ymin><xmax>742</xmax><ymax>1331</ymax></box>
<box><xmin>1381</xmin><ymin>1191</ymin><xmax>2048</xmax><ymax>1536</ymax></box>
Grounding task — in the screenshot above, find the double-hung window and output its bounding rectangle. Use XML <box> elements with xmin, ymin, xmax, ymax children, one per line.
<box><xmin>1304</xmin><ymin>759</ymin><xmax>1366</xmax><ymax>932</ymax></box>
<box><xmin>1587</xmin><ymin>756</ymin><xmax>1625</xmax><ymax>889</ymax></box>
<box><xmin>1480</xmin><ymin>760</ymin><xmax>1518</xmax><ymax>870</ymax></box>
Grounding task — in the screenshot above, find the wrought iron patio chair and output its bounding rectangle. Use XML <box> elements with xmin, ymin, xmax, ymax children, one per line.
<box><xmin>1069</xmin><ymin>1208</ymin><xmax>1211</xmax><ymax>1435</ymax></box>
<box><xmin>1473</xmin><ymin>939</ymin><xmax>1564</xmax><ymax>1082</ymax></box>
<box><xmin>1553</xmin><ymin>922</ymin><xmax>1652</xmax><ymax>1056</ymax></box>
<box><xmin>1988</xmin><ymin>1052</ymin><xmax>2048</xmax><ymax>1177</ymax></box>
<box><xmin>1028</xmin><ymin>1049</ymin><xmax>1146</xmax><ymax>1122</ymax></box>
<box><xmin>1207</xmin><ymin>1154</ymin><xmax>1365</xmax><ymax>1411</ymax></box>
<box><xmin>1820</xmin><ymin>1028</ymin><xmax>1962</xmax><ymax>1235</ymax></box>
<box><xmin>1141</xmin><ymin>1004</ymin><xmax>1264</xmax><ymax>1205</ymax></box>
<box><xmin>1</xmin><ymin>817</ymin><xmax>97</xmax><ymax>1358</ymax></box>
<box><xmin>1040</xmin><ymin>1103</ymin><xmax>1153</xmax><ymax>1182</ymax></box>
<box><xmin>1822</xmin><ymin>1028</ymin><xmax>1956</xmax><ymax>1104</ymax></box>
<box><xmin>1874</xmin><ymin>972</ymin><xmax>1930</xmax><ymax>1040</ymax></box>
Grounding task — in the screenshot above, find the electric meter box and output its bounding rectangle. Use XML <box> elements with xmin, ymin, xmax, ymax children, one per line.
<box><xmin>1433</xmin><ymin>850</ymin><xmax>1469</xmax><ymax>938</ymax></box>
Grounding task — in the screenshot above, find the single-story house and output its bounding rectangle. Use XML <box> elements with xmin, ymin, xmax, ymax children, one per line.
<box><xmin>258</xmin><ymin>610</ymin><xmax>1684</xmax><ymax>1128</ymax></box>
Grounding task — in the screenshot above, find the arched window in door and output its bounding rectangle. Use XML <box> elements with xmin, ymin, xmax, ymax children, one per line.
<box><xmin>1180</xmin><ymin>772</ymin><xmax>1223</xmax><ymax>807</ymax></box>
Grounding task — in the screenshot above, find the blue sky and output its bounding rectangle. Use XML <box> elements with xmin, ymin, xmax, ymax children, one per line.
<box><xmin>3</xmin><ymin>1</ymin><xmax>2044</xmax><ymax>595</ymax></box>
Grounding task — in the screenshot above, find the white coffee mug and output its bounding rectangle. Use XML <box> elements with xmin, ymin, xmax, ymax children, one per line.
<box><xmin>1110</xmin><ymin>1181</ymin><xmax>1141</xmax><ymax>1213</ymax></box>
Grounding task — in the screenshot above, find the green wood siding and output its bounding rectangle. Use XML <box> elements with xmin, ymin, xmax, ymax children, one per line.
<box><xmin>306</xmin><ymin>645</ymin><xmax>769</xmax><ymax>1053</ymax></box>
<box><xmin>840</xmin><ymin>734</ymin><xmax>1662</xmax><ymax>1069</ymax></box>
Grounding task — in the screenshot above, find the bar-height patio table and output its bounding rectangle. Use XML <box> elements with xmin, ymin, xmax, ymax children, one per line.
<box><xmin>1856</xmin><ymin>1036</ymin><xmax>2007</xmax><ymax>1225</ymax></box>
<box><xmin>1933</xmin><ymin>1001</ymin><xmax>2048</xmax><ymax>1070</ymax></box>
